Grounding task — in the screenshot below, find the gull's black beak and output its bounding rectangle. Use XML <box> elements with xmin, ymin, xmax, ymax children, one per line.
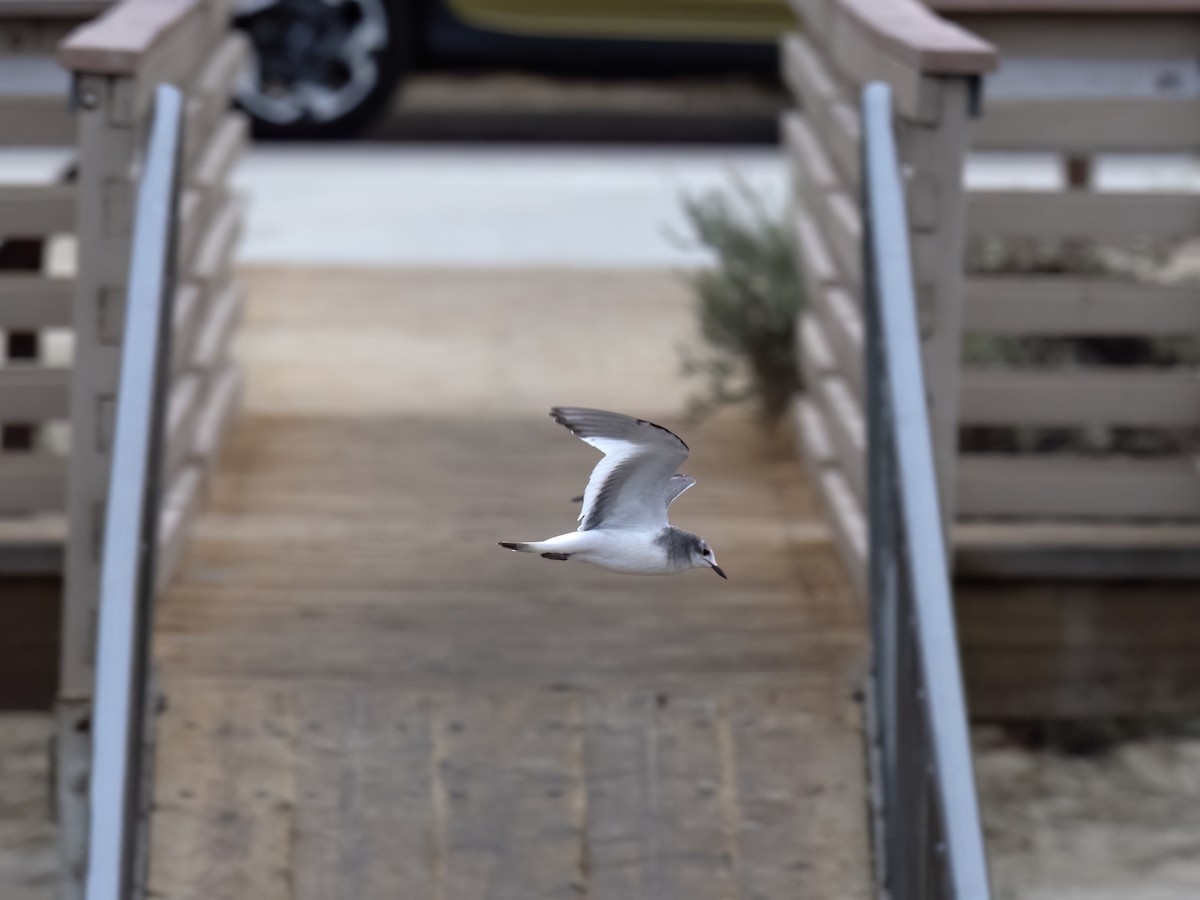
<box><xmin>711</xmin><ymin>564</ymin><xmax>727</xmax><ymax>579</ymax></box>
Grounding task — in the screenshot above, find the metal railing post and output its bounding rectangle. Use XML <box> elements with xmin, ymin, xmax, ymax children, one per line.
<box><xmin>85</xmin><ymin>82</ymin><xmax>183</xmax><ymax>900</ymax></box>
<box><xmin>861</xmin><ymin>80</ymin><xmax>991</xmax><ymax>900</ymax></box>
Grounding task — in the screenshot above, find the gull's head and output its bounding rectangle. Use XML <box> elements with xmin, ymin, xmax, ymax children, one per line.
<box><xmin>691</xmin><ymin>538</ymin><xmax>727</xmax><ymax>580</ymax></box>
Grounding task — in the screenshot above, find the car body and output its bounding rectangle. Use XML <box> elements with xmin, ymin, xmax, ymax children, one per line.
<box><xmin>234</xmin><ymin>0</ymin><xmax>792</xmax><ymax>138</ymax></box>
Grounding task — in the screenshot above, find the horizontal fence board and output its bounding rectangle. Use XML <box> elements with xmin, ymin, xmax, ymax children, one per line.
<box><xmin>968</xmin><ymin>190</ymin><xmax>1200</xmax><ymax>240</ymax></box>
<box><xmin>781</xmin><ymin>31</ymin><xmax>860</xmax><ymax>188</ymax></box>
<box><xmin>0</xmin><ymin>94</ymin><xmax>75</xmax><ymax>146</ymax></box>
<box><xmin>794</xmin><ymin>393</ymin><xmax>835</xmax><ymax>468</ymax></box>
<box><xmin>192</xmin><ymin>360</ymin><xmax>242</xmax><ymax>467</ymax></box>
<box><xmin>794</xmin><ymin>208</ymin><xmax>839</xmax><ymax>297</ymax></box>
<box><xmin>176</xmin><ymin>187</ymin><xmax>204</xmax><ymax>272</ymax></box>
<box><xmin>782</xmin><ymin>31</ymin><xmax>840</xmax><ymax>107</ymax></box>
<box><xmin>0</xmin><ymin>367</ymin><xmax>70</xmax><ymax>420</ymax></box>
<box><xmin>791</xmin><ymin>396</ymin><xmax>867</xmax><ymax>596</ymax></box>
<box><xmin>819</xmin><ymin>467</ymin><xmax>867</xmax><ymax>596</ymax></box>
<box><xmin>820</xmin><ymin>374</ymin><xmax>866</xmax><ymax>502</ymax></box>
<box><xmin>965</xmin><ymin>276</ymin><xmax>1200</xmax><ymax>335</ymax></box>
<box><xmin>156</xmin><ymin>463</ymin><xmax>202</xmax><ymax>595</ymax></box>
<box><xmin>973</xmin><ymin>96</ymin><xmax>1200</xmax><ymax>154</ymax></box>
<box><xmin>0</xmin><ymin>275</ymin><xmax>73</xmax><ymax>328</ymax></box>
<box><xmin>958</xmin><ymin>454</ymin><xmax>1200</xmax><ymax>519</ymax></box>
<box><xmin>192</xmin><ymin>194</ymin><xmax>243</xmax><ymax>288</ymax></box>
<box><xmin>163</xmin><ymin>374</ymin><xmax>203</xmax><ymax>486</ymax></box>
<box><xmin>812</xmin><ymin>282</ymin><xmax>865</xmax><ymax>400</ymax></box>
<box><xmin>828</xmin><ymin>101</ymin><xmax>861</xmax><ymax>189</ymax></box>
<box><xmin>798</xmin><ymin>312</ymin><xmax>835</xmax><ymax>390</ymax></box>
<box><xmin>191</xmin><ymin>278</ymin><xmax>244</xmax><ymax>372</ymax></box>
<box><xmin>961</xmin><ymin>368</ymin><xmax>1200</xmax><ymax>427</ymax></box>
<box><xmin>192</xmin><ymin>111</ymin><xmax>247</xmax><ymax>193</ymax></box>
<box><xmin>0</xmin><ymin>454</ymin><xmax>66</xmax><ymax>513</ymax></box>
<box><xmin>955</xmin><ymin>520</ymin><xmax>1200</xmax><ymax>581</ymax></box>
<box><xmin>0</xmin><ymin>184</ymin><xmax>75</xmax><ymax>236</ymax></box>
<box><xmin>171</xmin><ymin>282</ymin><xmax>205</xmax><ymax>380</ymax></box>
<box><xmin>826</xmin><ymin>191</ymin><xmax>862</xmax><ymax>287</ymax></box>
<box><xmin>783</xmin><ymin>112</ymin><xmax>838</xmax><ymax>193</ymax></box>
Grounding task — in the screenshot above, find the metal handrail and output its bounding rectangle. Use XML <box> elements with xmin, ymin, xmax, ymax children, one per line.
<box><xmin>861</xmin><ymin>81</ymin><xmax>991</xmax><ymax>900</ymax></box>
<box><xmin>85</xmin><ymin>83</ymin><xmax>183</xmax><ymax>900</ymax></box>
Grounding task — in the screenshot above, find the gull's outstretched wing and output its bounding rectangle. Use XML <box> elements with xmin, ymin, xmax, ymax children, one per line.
<box><xmin>665</xmin><ymin>473</ymin><xmax>696</xmax><ymax>507</ymax></box>
<box><xmin>551</xmin><ymin>407</ymin><xmax>690</xmax><ymax>531</ymax></box>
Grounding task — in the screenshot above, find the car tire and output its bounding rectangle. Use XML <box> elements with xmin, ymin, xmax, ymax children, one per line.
<box><xmin>233</xmin><ymin>0</ymin><xmax>407</xmax><ymax>140</ymax></box>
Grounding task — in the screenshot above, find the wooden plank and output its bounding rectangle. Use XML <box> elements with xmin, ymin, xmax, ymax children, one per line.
<box><xmin>827</xmin><ymin>101</ymin><xmax>862</xmax><ymax>191</ymax></box>
<box><xmin>726</xmin><ymin>692</ymin><xmax>872</xmax><ymax>899</ymax></box>
<box><xmin>0</xmin><ymin>93</ymin><xmax>75</xmax><ymax>146</ymax></box>
<box><xmin>955</xmin><ymin>520</ymin><xmax>1200</xmax><ymax>580</ymax></box>
<box><xmin>973</xmin><ymin>96</ymin><xmax>1200</xmax><ymax>153</ymax></box>
<box><xmin>794</xmin><ymin>393</ymin><xmax>835</xmax><ymax>469</ymax></box>
<box><xmin>955</xmin><ymin>579</ymin><xmax>1200</xmax><ymax>720</ymax></box>
<box><xmin>0</xmin><ymin>367</ymin><xmax>70</xmax><ymax>420</ymax></box>
<box><xmin>968</xmin><ymin>190</ymin><xmax>1200</xmax><ymax>240</ymax></box>
<box><xmin>163</xmin><ymin>374</ymin><xmax>203</xmax><ymax>486</ymax></box>
<box><xmin>783</xmin><ymin>112</ymin><xmax>838</xmax><ymax>193</ymax></box>
<box><xmin>171</xmin><ymin>282</ymin><xmax>204</xmax><ymax>380</ymax></box>
<box><xmin>192</xmin><ymin>195</ymin><xmax>243</xmax><ymax>289</ymax></box>
<box><xmin>0</xmin><ymin>512</ymin><xmax>65</xmax><ymax>575</ymax></box>
<box><xmin>798</xmin><ymin>312</ymin><xmax>835</xmax><ymax>390</ymax></box>
<box><xmin>436</xmin><ymin>694</ymin><xmax>582</xmax><ymax>900</ymax></box>
<box><xmin>584</xmin><ymin>693</ymin><xmax>740</xmax><ymax>900</ymax></box>
<box><xmin>0</xmin><ymin>275</ymin><xmax>73</xmax><ymax>328</ymax></box>
<box><xmin>289</xmin><ymin>689</ymin><xmax>438</xmax><ymax>898</ymax></box>
<box><xmin>817</xmin><ymin>465</ymin><xmax>867</xmax><ymax>597</ymax></box>
<box><xmin>960</xmin><ymin>368</ymin><xmax>1200</xmax><ymax>427</ymax></box>
<box><xmin>156</xmin><ymin>464</ymin><xmax>201</xmax><ymax>596</ymax></box>
<box><xmin>825</xmin><ymin>191</ymin><xmax>862</xmax><ymax>288</ymax></box>
<box><xmin>779</xmin><ymin>32</ymin><xmax>861</xmax><ymax>188</ymax></box>
<box><xmin>812</xmin><ymin>282</ymin><xmax>865</xmax><ymax>400</ymax></box>
<box><xmin>0</xmin><ymin>184</ymin><xmax>75</xmax><ymax>236</ymax></box>
<box><xmin>794</xmin><ymin>209</ymin><xmax>838</xmax><ymax>298</ymax></box>
<box><xmin>788</xmin><ymin>0</ymin><xmax>831</xmax><ymax>33</ymax></box>
<box><xmin>193</xmin><ymin>31</ymin><xmax>249</xmax><ymax>102</ymax></box>
<box><xmin>176</xmin><ymin>188</ymin><xmax>204</xmax><ymax>273</ymax></box>
<box><xmin>957</xmin><ymin>454</ymin><xmax>1200</xmax><ymax>519</ymax></box>
<box><xmin>791</xmin><ymin>398</ymin><xmax>867</xmax><ymax>597</ymax></box>
<box><xmin>0</xmin><ymin>454</ymin><xmax>65</xmax><ymax>513</ymax></box>
<box><xmin>145</xmin><ymin>685</ymin><xmax>297</xmax><ymax>900</ymax></box>
<box><xmin>964</xmin><ymin>276</ymin><xmax>1200</xmax><ymax>335</ymax></box>
<box><xmin>781</xmin><ymin>31</ymin><xmax>840</xmax><ymax>108</ymax></box>
<box><xmin>192</xmin><ymin>112</ymin><xmax>248</xmax><ymax>193</ymax></box>
<box><xmin>191</xmin><ymin>279</ymin><xmax>245</xmax><ymax>372</ymax></box>
<box><xmin>58</xmin><ymin>0</ymin><xmax>202</xmax><ymax>75</ymax></box>
<box><xmin>191</xmin><ymin>361</ymin><xmax>242</xmax><ymax>467</ymax></box>
<box><xmin>819</xmin><ymin>374</ymin><xmax>866</xmax><ymax>503</ymax></box>
<box><xmin>816</xmin><ymin>0</ymin><xmax>998</xmax><ymax>77</ymax></box>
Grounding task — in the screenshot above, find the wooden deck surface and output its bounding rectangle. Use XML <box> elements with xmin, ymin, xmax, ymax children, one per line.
<box><xmin>146</xmin><ymin>266</ymin><xmax>872</xmax><ymax>900</ymax></box>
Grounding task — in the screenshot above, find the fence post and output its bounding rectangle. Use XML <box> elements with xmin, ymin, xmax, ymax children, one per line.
<box><xmin>57</xmin><ymin>67</ymin><xmax>138</xmax><ymax>899</ymax></box>
<box><xmin>901</xmin><ymin>77</ymin><xmax>975</xmax><ymax>542</ymax></box>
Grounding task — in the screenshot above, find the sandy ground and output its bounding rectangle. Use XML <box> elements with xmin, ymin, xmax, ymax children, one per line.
<box><xmin>976</xmin><ymin>728</ymin><xmax>1200</xmax><ymax>900</ymax></box>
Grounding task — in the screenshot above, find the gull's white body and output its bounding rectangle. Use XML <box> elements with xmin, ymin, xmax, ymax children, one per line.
<box><xmin>514</xmin><ymin>529</ymin><xmax>684</xmax><ymax>576</ymax></box>
<box><xmin>499</xmin><ymin>407</ymin><xmax>726</xmax><ymax>579</ymax></box>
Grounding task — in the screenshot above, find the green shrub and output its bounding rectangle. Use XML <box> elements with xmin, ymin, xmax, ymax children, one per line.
<box><xmin>679</xmin><ymin>185</ymin><xmax>805</xmax><ymax>423</ymax></box>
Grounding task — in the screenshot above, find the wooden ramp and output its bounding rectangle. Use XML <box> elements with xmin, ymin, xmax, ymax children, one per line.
<box><xmin>146</xmin><ymin>267</ymin><xmax>873</xmax><ymax>899</ymax></box>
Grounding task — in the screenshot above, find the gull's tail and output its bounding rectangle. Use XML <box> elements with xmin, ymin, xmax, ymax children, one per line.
<box><xmin>498</xmin><ymin>541</ymin><xmax>534</xmax><ymax>553</ymax></box>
